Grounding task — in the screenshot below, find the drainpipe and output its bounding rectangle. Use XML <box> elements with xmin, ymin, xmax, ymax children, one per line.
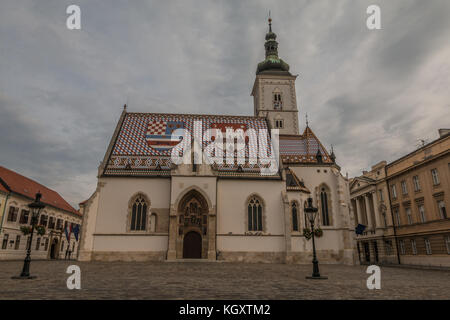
<box><xmin>384</xmin><ymin>167</ymin><xmax>401</xmax><ymax>265</ymax></box>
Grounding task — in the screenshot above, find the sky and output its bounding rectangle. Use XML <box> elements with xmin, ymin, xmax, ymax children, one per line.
<box><xmin>1</xmin><ymin>0</ymin><xmax>449</xmax><ymax>208</ymax></box>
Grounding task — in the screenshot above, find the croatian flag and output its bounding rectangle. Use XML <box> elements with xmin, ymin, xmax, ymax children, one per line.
<box><xmin>65</xmin><ymin>224</ymin><xmax>72</xmax><ymax>242</ymax></box>
<box><xmin>145</xmin><ymin>121</ymin><xmax>184</xmax><ymax>151</ymax></box>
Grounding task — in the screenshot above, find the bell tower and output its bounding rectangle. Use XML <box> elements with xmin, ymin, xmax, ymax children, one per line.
<box><xmin>251</xmin><ymin>17</ymin><xmax>299</xmax><ymax>135</ymax></box>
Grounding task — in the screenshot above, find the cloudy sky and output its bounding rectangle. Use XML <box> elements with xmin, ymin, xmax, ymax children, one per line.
<box><xmin>1</xmin><ymin>0</ymin><xmax>449</xmax><ymax>207</ymax></box>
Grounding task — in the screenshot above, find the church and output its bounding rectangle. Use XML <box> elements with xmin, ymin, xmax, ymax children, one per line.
<box><xmin>78</xmin><ymin>19</ymin><xmax>356</xmax><ymax>264</ymax></box>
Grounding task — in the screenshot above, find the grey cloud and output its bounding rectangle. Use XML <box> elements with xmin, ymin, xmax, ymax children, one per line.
<box><xmin>1</xmin><ymin>0</ymin><xmax>449</xmax><ymax>206</ymax></box>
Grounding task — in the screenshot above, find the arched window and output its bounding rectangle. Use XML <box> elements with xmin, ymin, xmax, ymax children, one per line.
<box><xmin>292</xmin><ymin>202</ymin><xmax>299</xmax><ymax>231</ymax></box>
<box><xmin>247</xmin><ymin>196</ymin><xmax>263</xmax><ymax>231</ymax></box>
<box><xmin>130</xmin><ymin>195</ymin><xmax>148</xmax><ymax>231</ymax></box>
<box><xmin>273</xmin><ymin>90</ymin><xmax>282</xmax><ymax>110</ymax></box>
<box><xmin>150</xmin><ymin>213</ymin><xmax>157</xmax><ymax>232</ymax></box>
<box><xmin>320</xmin><ymin>187</ymin><xmax>331</xmax><ymax>226</ymax></box>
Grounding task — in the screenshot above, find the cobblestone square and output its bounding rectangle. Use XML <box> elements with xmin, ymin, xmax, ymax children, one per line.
<box><xmin>0</xmin><ymin>260</ymin><xmax>449</xmax><ymax>300</ymax></box>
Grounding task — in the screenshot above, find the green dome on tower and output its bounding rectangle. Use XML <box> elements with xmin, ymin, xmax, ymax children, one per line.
<box><xmin>256</xmin><ymin>17</ymin><xmax>291</xmax><ymax>75</ymax></box>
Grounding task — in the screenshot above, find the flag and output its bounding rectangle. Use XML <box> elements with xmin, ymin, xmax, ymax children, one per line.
<box><xmin>73</xmin><ymin>224</ymin><xmax>80</xmax><ymax>241</ymax></box>
<box><xmin>355</xmin><ymin>224</ymin><xmax>366</xmax><ymax>235</ymax></box>
<box><xmin>64</xmin><ymin>224</ymin><xmax>72</xmax><ymax>242</ymax></box>
<box><xmin>145</xmin><ymin>121</ymin><xmax>184</xmax><ymax>151</ymax></box>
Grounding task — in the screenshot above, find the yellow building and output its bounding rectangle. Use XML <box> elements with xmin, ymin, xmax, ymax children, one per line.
<box><xmin>387</xmin><ymin>129</ymin><xmax>450</xmax><ymax>267</ymax></box>
<box><xmin>351</xmin><ymin>129</ymin><xmax>450</xmax><ymax>268</ymax></box>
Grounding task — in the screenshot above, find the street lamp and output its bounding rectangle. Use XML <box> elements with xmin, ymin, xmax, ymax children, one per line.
<box><xmin>304</xmin><ymin>197</ymin><xmax>327</xmax><ymax>280</ymax></box>
<box><xmin>12</xmin><ymin>192</ymin><xmax>45</xmax><ymax>279</ymax></box>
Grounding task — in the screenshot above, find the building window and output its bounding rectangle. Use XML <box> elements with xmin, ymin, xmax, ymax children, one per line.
<box><xmin>445</xmin><ymin>236</ymin><xmax>450</xmax><ymax>254</ymax></box>
<box><xmin>275</xmin><ymin>119</ymin><xmax>284</xmax><ymax>129</ymax></box>
<box><xmin>411</xmin><ymin>239</ymin><xmax>417</xmax><ymax>255</ymax></box>
<box><xmin>48</xmin><ymin>217</ymin><xmax>55</xmax><ymax>229</ymax></box>
<box><xmin>401</xmin><ymin>181</ymin><xmax>408</xmax><ymax>195</ymax></box>
<box><xmin>320</xmin><ymin>187</ymin><xmax>331</xmax><ymax>226</ymax></box>
<box><xmin>35</xmin><ymin>238</ymin><xmax>41</xmax><ymax>251</ymax></box>
<box><xmin>379</xmin><ymin>189</ymin><xmax>384</xmax><ymax>202</ymax></box>
<box><xmin>273</xmin><ymin>93</ymin><xmax>282</xmax><ymax>109</ymax></box>
<box><xmin>394</xmin><ymin>208</ymin><xmax>401</xmax><ymax>226</ymax></box>
<box><xmin>418</xmin><ymin>205</ymin><xmax>426</xmax><ymax>223</ymax></box>
<box><xmin>424</xmin><ymin>239</ymin><xmax>432</xmax><ymax>255</ymax></box>
<box><xmin>399</xmin><ymin>240</ymin><xmax>405</xmax><ymax>255</ymax></box>
<box><xmin>44</xmin><ymin>238</ymin><xmax>49</xmax><ymax>251</ymax></box>
<box><xmin>130</xmin><ymin>195</ymin><xmax>148</xmax><ymax>231</ymax></box>
<box><xmin>7</xmin><ymin>206</ymin><xmax>18</xmax><ymax>222</ymax></box>
<box><xmin>406</xmin><ymin>207</ymin><xmax>413</xmax><ymax>225</ymax></box>
<box><xmin>56</xmin><ymin>219</ymin><xmax>63</xmax><ymax>230</ymax></box>
<box><xmin>248</xmin><ymin>196</ymin><xmax>263</xmax><ymax>231</ymax></box>
<box><xmin>437</xmin><ymin>200</ymin><xmax>447</xmax><ymax>219</ymax></box>
<box><xmin>391</xmin><ymin>185</ymin><xmax>397</xmax><ymax>199</ymax></box>
<box><xmin>19</xmin><ymin>210</ymin><xmax>30</xmax><ymax>224</ymax></box>
<box><xmin>292</xmin><ymin>202</ymin><xmax>299</xmax><ymax>231</ymax></box>
<box><xmin>2</xmin><ymin>234</ymin><xmax>8</xmax><ymax>249</ymax></box>
<box><xmin>431</xmin><ymin>169</ymin><xmax>440</xmax><ymax>185</ymax></box>
<box><xmin>413</xmin><ymin>176</ymin><xmax>421</xmax><ymax>192</ymax></box>
<box><xmin>39</xmin><ymin>214</ymin><xmax>48</xmax><ymax>227</ymax></box>
<box><xmin>14</xmin><ymin>235</ymin><xmax>21</xmax><ymax>250</ymax></box>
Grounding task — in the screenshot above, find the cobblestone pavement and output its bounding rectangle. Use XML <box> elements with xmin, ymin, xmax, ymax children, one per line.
<box><xmin>0</xmin><ymin>260</ymin><xmax>449</xmax><ymax>299</ymax></box>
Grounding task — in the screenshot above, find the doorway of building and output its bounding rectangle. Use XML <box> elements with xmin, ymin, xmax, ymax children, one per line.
<box><xmin>50</xmin><ymin>238</ymin><xmax>58</xmax><ymax>259</ymax></box>
<box><xmin>363</xmin><ymin>242</ymin><xmax>370</xmax><ymax>263</ymax></box>
<box><xmin>183</xmin><ymin>231</ymin><xmax>202</xmax><ymax>259</ymax></box>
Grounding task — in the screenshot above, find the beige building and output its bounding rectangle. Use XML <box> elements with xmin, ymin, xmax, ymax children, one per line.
<box><xmin>78</xmin><ymin>20</ymin><xmax>357</xmax><ymax>265</ymax></box>
<box><xmin>0</xmin><ymin>166</ymin><xmax>82</xmax><ymax>260</ymax></box>
<box><xmin>387</xmin><ymin>130</ymin><xmax>450</xmax><ymax>267</ymax></box>
<box><xmin>350</xmin><ymin>129</ymin><xmax>450</xmax><ymax>267</ymax></box>
<box><xmin>350</xmin><ymin>161</ymin><xmax>397</xmax><ymax>265</ymax></box>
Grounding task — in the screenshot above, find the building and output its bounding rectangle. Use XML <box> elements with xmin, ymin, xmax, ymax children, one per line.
<box><xmin>387</xmin><ymin>130</ymin><xmax>450</xmax><ymax>267</ymax></box>
<box><xmin>350</xmin><ymin>161</ymin><xmax>397</xmax><ymax>265</ymax></box>
<box><xmin>78</xmin><ymin>19</ymin><xmax>356</xmax><ymax>264</ymax></box>
<box><xmin>0</xmin><ymin>166</ymin><xmax>82</xmax><ymax>260</ymax></box>
<box><xmin>350</xmin><ymin>129</ymin><xmax>450</xmax><ymax>267</ymax></box>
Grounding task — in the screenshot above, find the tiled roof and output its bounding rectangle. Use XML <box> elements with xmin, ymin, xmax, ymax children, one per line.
<box><xmin>112</xmin><ymin>113</ymin><xmax>268</xmax><ymax>156</ymax></box>
<box><xmin>279</xmin><ymin>127</ymin><xmax>333</xmax><ymax>164</ymax></box>
<box><xmin>0</xmin><ymin>182</ymin><xmax>8</xmax><ymax>193</ymax></box>
<box><xmin>286</xmin><ymin>168</ymin><xmax>310</xmax><ymax>193</ymax></box>
<box><xmin>0</xmin><ymin>166</ymin><xmax>79</xmax><ymax>215</ymax></box>
<box><xmin>105</xmin><ymin>112</ymin><xmax>274</xmax><ymax>175</ymax></box>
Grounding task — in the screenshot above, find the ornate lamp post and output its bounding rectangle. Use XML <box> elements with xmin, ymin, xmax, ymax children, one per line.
<box><xmin>304</xmin><ymin>197</ymin><xmax>327</xmax><ymax>280</ymax></box>
<box><xmin>12</xmin><ymin>192</ymin><xmax>45</xmax><ymax>279</ymax></box>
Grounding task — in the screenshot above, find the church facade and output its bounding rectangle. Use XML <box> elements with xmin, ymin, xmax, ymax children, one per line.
<box><xmin>78</xmin><ymin>20</ymin><xmax>356</xmax><ymax>264</ymax></box>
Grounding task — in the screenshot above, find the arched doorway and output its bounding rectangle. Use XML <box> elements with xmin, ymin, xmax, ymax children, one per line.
<box><xmin>177</xmin><ymin>189</ymin><xmax>209</xmax><ymax>259</ymax></box>
<box><xmin>183</xmin><ymin>231</ymin><xmax>202</xmax><ymax>258</ymax></box>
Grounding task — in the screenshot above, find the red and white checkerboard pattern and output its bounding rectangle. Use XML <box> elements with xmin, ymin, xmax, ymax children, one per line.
<box><xmin>146</xmin><ymin>121</ymin><xmax>166</xmax><ymax>135</ymax></box>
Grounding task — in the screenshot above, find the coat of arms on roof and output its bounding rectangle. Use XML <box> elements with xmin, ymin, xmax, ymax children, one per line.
<box><xmin>145</xmin><ymin>120</ymin><xmax>185</xmax><ymax>151</ymax></box>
